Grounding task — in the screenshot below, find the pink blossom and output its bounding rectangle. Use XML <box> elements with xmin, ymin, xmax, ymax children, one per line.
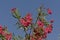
<box><xmin>20</xmin><ymin>18</ymin><xmax>28</xmax><ymax>27</ymax></box>
<box><xmin>2</xmin><ymin>31</ymin><xmax>7</xmax><ymax>36</ymax></box>
<box><xmin>30</xmin><ymin>36</ymin><xmax>35</xmax><ymax>40</ymax></box>
<box><xmin>5</xmin><ymin>33</ymin><xmax>12</xmax><ymax>40</ymax></box>
<box><xmin>47</xmin><ymin>8</ymin><xmax>52</xmax><ymax>14</ymax></box>
<box><xmin>50</xmin><ymin>19</ymin><xmax>54</xmax><ymax>23</ymax></box>
<box><xmin>25</xmin><ymin>13</ymin><xmax>32</xmax><ymax>20</ymax></box>
<box><xmin>19</xmin><ymin>13</ymin><xmax>32</xmax><ymax>27</ymax></box>
<box><xmin>11</xmin><ymin>8</ymin><xmax>16</xmax><ymax>13</ymax></box>
<box><xmin>25</xmin><ymin>13</ymin><xmax>32</xmax><ymax>24</ymax></box>
<box><xmin>37</xmin><ymin>20</ymin><xmax>44</xmax><ymax>27</ymax></box>
<box><xmin>0</xmin><ymin>25</ymin><xmax>3</xmax><ymax>34</ymax></box>
<box><xmin>38</xmin><ymin>37</ymin><xmax>42</xmax><ymax>40</ymax></box>
<box><xmin>45</xmin><ymin>24</ymin><xmax>52</xmax><ymax>33</ymax></box>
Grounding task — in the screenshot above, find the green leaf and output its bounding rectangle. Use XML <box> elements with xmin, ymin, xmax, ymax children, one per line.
<box><xmin>12</xmin><ymin>10</ymin><xmax>21</xmax><ymax>19</ymax></box>
<box><xmin>12</xmin><ymin>14</ymin><xmax>17</xmax><ymax>18</ymax></box>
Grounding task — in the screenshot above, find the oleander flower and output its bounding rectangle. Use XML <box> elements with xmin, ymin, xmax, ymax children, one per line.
<box><xmin>37</xmin><ymin>20</ymin><xmax>44</xmax><ymax>27</ymax></box>
<box><xmin>20</xmin><ymin>13</ymin><xmax>32</xmax><ymax>27</ymax></box>
<box><xmin>11</xmin><ymin>8</ymin><xmax>16</xmax><ymax>13</ymax></box>
<box><xmin>20</xmin><ymin>18</ymin><xmax>28</xmax><ymax>27</ymax></box>
<box><xmin>0</xmin><ymin>25</ymin><xmax>3</xmax><ymax>34</ymax></box>
<box><xmin>5</xmin><ymin>33</ymin><xmax>12</xmax><ymax>40</ymax></box>
<box><xmin>38</xmin><ymin>37</ymin><xmax>42</xmax><ymax>40</ymax></box>
<box><xmin>47</xmin><ymin>8</ymin><xmax>52</xmax><ymax>14</ymax></box>
<box><xmin>25</xmin><ymin>13</ymin><xmax>32</xmax><ymax>24</ymax></box>
<box><xmin>30</xmin><ymin>36</ymin><xmax>35</xmax><ymax>40</ymax></box>
<box><xmin>44</xmin><ymin>24</ymin><xmax>52</xmax><ymax>33</ymax></box>
<box><xmin>50</xmin><ymin>19</ymin><xmax>54</xmax><ymax>23</ymax></box>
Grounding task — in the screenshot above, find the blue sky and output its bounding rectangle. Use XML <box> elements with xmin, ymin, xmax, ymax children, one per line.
<box><xmin>0</xmin><ymin>0</ymin><xmax>60</xmax><ymax>40</ymax></box>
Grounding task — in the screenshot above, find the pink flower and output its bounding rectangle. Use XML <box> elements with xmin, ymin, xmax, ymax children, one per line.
<box><xmin>37</xmin><ymin>20</ymin><xmax>44</xmax><ymax>27</ymax></box>
<box><xmin>20</xmin><ymin>13</ymin><xmax>32</xmax><ymax>27</ymax></box>
<box><xmin>20</xmin><ymin>18</ymin><xmax>28</xmax><ymax>27</ymax></box>
<box><xmin>0</xmin><ymin>25</ymin><xmax>3</xmax><ymax>34</ymax></box>
<box><xmin>5</xmin><ymin>33</ymin><xmax>12</xmax><ymax>40</ymax></box>
<box><xmin>25</xmin><ymin>13</ymin><xmax>32</xmax><ymax>20</ymax></box>
<box><xmin>47</xmin><ymin>8</ymin><xmax>52</xmax><ymax>14</ymax></box>
<box><xmin>30</xmin><ymin>36</ymin><xmax>35</xmax><ymax>40</ymax></box>
<box><xmin>48</xmin><ymin>25</ymin><xmax>52</xmax><ymax>33</ymax></box>
<box><xmin>11</xmin><ymin>8</ymin><xmax>16</xmax><ymax>13</ymax></box>
<box><xmin>45</xmin><ymin>24</ymin><xmax>52</xmax><ymax>33</ymax></box>
<box><xmin>38</xmin><ymin>37</ymin><xmax>42</xmax><ymax>40</ymax></box>
<box><xmin>1</xmin><ymin>31</ymin><xmax>7</xmax><ymax>36</ymax></box>
<box><xmin>26</xmin><ymin>19</ymin><xmax>32</xmax><ymax>24</ymax></box>
<box><xmin>25</xmin><ymin>13</ymin><xmax>32</xmax><ymax>24</ymax></box>
<box><xmin>42</xmin><ymin>32</ymin><xmax>47</xmax><ymax>39</ymax></box>
<box><xmin>50</xmin><ymin>19</ymin><xmax>54</xmax><ymax>23</ymax></box>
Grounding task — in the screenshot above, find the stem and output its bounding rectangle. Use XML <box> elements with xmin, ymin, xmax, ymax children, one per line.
<box><xmin>23</xmin><ymin>27</ymin><xmax>28</xmax><ymax>40</ymax></box>
<box><xmin>28</xmin><ymin>24</ymin><xmax>33</xmax><ymax>40</ymax></box>
<box><xmin>35</xmin><ymin>6</ymin><xmax>42</xmax><ymax>24</ymax></box>
<box><xmin>35</xmin><ymin>14</ymin><xmax>39</xmax><ymax>24</ymax></box>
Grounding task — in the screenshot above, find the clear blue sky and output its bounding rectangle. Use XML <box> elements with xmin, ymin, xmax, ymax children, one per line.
<box><xmin>0</xmin><ymin>0</ymin><xmax>60</xmax><ymax>40</ymax></box>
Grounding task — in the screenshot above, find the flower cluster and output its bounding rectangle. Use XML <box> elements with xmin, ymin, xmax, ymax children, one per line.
<box><xmin>0</xmin><ymin>25</ymin><xmax>12</xmax><ymax>40</ymax></box>
<box><xmin>30</xmin><ymin>24</ymin><xmax>53</xmax><ymax>40</ymax></box>
<box><xmin>11</xmin><ymin>6</ymin><xmax>54</xmax><ymax>40</ymax></box>
<box><xmin>30</xmin><ymin>8</ymin><xmax>53</xmax><ymax>40</ymax></box>
<box><xmin>20</xmin><ymin>13</ymin><xmax>32</xmax><ymax>27</ymax></box>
